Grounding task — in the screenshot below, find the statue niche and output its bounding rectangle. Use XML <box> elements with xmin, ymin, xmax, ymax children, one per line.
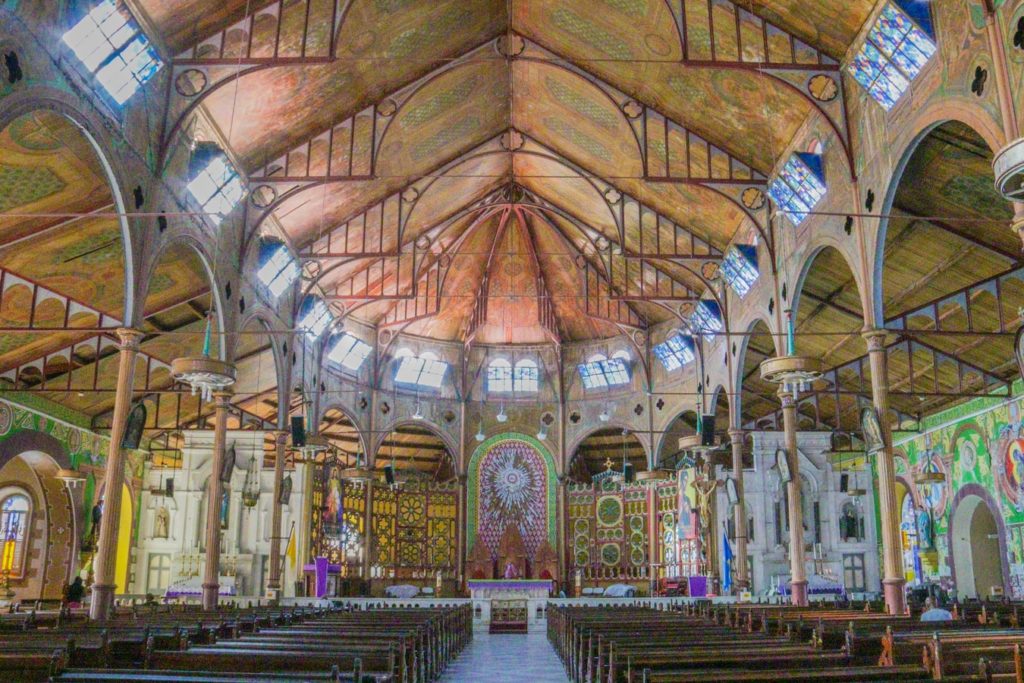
<box><xmin>467</xmin><ymin>541</ymin><xmax>494</xmax><ymax>580</ymax></box>
<box><xmin>498</xmin><ymin>525</ymin><xmax>527</xmax><ymax>579</ymax></box>
<box><xmin>532</xmin><ymin>540</ymin><xmax>558</xmax><ymax>581</ymax></box>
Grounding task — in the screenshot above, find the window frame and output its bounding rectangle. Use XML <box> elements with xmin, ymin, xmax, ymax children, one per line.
<box><xmin>256</xmin><ymin>242</ymin><xmax>299</xmax><ymax>299</ymax></box>
<box><xmin>147</xmin><ymin>552</ymin><xmax>172</xmax><ymax>593</ymax></box>
<box><xmin>394</xmin><ymin>352</ymin><xmax>449</xmax><ymax>390</ymax></box>
<box><xmin>577</xmin><ymin>353</ymin><xmax>632</xmax><ymax>390</ymax></box>
<box><xmin>767</xmin><ymin>153</ymin><xmax>827</xmax><ymax>226</ymax></box>
<box><xmin>653</xmin><ymin>333</ymin><xmax>696</xmax><ymax>371</ymax></box>
<box><xmin>721</xmin><ymin>244</ymin><xmax>759</xmax><ymax>298</ymax></box>
<box><xmin>326</xmin><ymin>333</ymin><xmax>372</xmax><ymax>373</ymax></box>
<box><xmin>0</xmin><ymin>492</ymin><xmax>31</xmax><ymax>579</ymax></box>
<box><xmin>186</xmin><ymin>155</ymin><xmax>245</xmax><ymax>226</ymax></box>
<box><xmin>843</xmin><ymin>553</ymin><xmax>867</xmax><ymax>592</ymax></box>
<box><xmin>297</xmin><ymin>297</ymin><xmax>334</xmax><ymax>340</ymax></box>
<box><xmin>486</xmin><ymin>359</ymin><xmax>514</xmax><ymax>394</ymax></box>
<box><xmin>847</xmin><ymin>2</ymin><xmax>936</xmax><ymax>110</ymax></box>
<box><xmin>513</xmin><ymin>359</ymin><xmax>540</xmax><ymax>393</ymax></box>
<box><xmin>62</xmin><ymin>0</ymin><xmax>162</xmax><ymax>106</ymax></box>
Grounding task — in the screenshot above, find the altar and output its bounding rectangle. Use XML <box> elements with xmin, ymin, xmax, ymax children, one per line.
<box><xmin>467</xmin><ymin>579</ymin><xmax>552</xmax><ymax>600</ymax></box>
<box><xmin>468</xmin><ymin>580</ymin><xmax>552</xmax><ymax>632</ymax></box>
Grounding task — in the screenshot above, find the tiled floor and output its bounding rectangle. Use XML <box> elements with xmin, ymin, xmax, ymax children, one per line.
<box><xmin>440</xmin><ymin>627</ymin><xmax>569</xmax><ymax>682</ymax></box>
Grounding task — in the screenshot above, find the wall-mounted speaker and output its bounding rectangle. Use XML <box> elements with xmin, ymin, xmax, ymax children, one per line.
<box><xmin>623</xmin><ymin>463</ymin><xmax>635</xmax><ymax>483</ymax></box>
<box><xmin>165</xmin><ymin>479</ymin><xmax>174</xmax><ymax>497</ymax></box>
<box><xmin>383</xmin><ymin>464</ymin><xmax>395</xmax><ymax>485</ymax></box>
<box><xmin>290</xmin><ymin>416</ymin><xmax>306</xmax><ymax>448</ymax></box>
<box><xmin>700</xmin><ymin>414</ymin><xmax>716</xmax><ymax>446</ymax></box>
<box><xmin>840</xmin><ymin>473</ymin><xmax>849</xmax><ymax>493</ymax></box>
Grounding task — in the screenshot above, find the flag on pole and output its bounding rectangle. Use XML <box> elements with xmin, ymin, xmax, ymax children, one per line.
<box><xmin>722</xmin><ymin>524</ymin><xmax>733</xmax><ymax>592</ymax></box>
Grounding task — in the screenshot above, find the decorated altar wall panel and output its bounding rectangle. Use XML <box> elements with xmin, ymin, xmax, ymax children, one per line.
<box><xmin>466</xmin><ymin>434</ymin><xmax>557</xmax><ymax>563</ymax></box>
<box><xmin>889</xmin><ymin>387</ymin><xmax>1024</xmax><ymax>598</ymax></box>
<box><xmin>370</xmin><ymin>480</ymin><xmax>458</xmax><ymax>579</ymax></box>
<box><xmin>567</xmin><ymin>478</ymin><xmax>678</xmax><ymax>580</ymax></box>
<box><xmin>309</xmin><ymin>465</ymin><xmax>366</xmax><ymax>573</ymax></box>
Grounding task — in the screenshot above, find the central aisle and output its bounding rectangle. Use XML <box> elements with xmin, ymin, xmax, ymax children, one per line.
<box><xmin>440</xmin><ymin>628</ymin><xmax>569</xmax><ymax>682</ymax></box>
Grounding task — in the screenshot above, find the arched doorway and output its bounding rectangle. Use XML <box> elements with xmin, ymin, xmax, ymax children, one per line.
<box><xmin>951</xmin><ymin>494</ymin><xmax>1005</xmax><ymax>599</ymax></box>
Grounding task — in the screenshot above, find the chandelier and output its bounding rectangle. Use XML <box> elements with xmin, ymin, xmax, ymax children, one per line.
<box><xmin>171</xmin><ymin>311</ymin><xmax>236</xmax><ymax>401</ymax></box>
<box><xmin>759</xmin><ymin>317</ymin><xmax>824</xmax><ymax>400</ymax></box>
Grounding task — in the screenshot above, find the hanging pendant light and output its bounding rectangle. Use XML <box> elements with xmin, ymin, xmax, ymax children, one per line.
<box><xmin>412</xmin><ymin>400</ymin><xmax>424</xmax><ymax>420</ymax></box>
<box><xmin>496</xmin><ymin>403</ymin><xmax>508</xmax><ymax>423</ymax></box>
<box><xmin>475</xmin><ymin>419</ymin><xmax>485</xmax><ymax>442</ymax></box>
<box><xmin>171</xmin><ymin>311</ymin><xmax>236</xmax><ymax>401</ymax></box>
<box><xmin>598</xmin><ymin>402</ymin><xmax>610</xmax><ymax>422</ymax></box>
<box><xmin>241</xmin><ymin>456</ymin><xmax>260</xmax><ymax>508</ymax></box>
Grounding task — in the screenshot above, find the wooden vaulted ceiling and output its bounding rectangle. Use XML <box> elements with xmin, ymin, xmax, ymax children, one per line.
<box><xmin>135</xmin><ymin>0</ymin><xmax>878</xmax><ymax>346</ymax></box>
<box><xmin>738</xmin><ymin>123</ymin><xmax>1023</xmax><ymax>434</ymax></box>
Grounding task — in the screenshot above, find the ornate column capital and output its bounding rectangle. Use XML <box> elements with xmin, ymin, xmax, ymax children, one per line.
<box><xmin>727</xmin><ymin>428</ymin><xmax>745</xmax><ymax>442</ymax></box>
<box><xmin>777</xmin><ymin>385</ymin><xmax>796</xmax><ymax>407</ymax></box>
<box><xmin>212</xmin><ymin>390</ymin><xmax>234</xmax><ymax>405</ymax></box>
<box><xmin>861</xmin><ymin>328</ymin><xmax>890</xmax><ymax>351</ymax></box>
<box><xmin>115</xmin><ymin>327</ymin><xmax>145</xmax><ymax>350</ymax></box>
<box><xmin>275</xmin><ymin>430</ymin><xmax>289</xmax><ymax>446</ymax></box>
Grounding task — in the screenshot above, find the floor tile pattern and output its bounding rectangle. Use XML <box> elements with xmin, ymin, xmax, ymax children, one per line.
<box><xmin>440</xmin><ymin>628</ymin><xmax>569</xmax><ymax>682</ymax></box>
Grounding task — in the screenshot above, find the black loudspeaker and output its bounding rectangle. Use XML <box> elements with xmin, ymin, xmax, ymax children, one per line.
<box><xmin>383</xmin><ymin>465</ymin><xmax>395</xmax><ymax>485</ymax></box>
<box><xmin>840</xmin><ymin>473</ymin><xmax>849</xmax><ymax>493</ymax></box>
<box><xmin>165</xmin><ymin>479</ymin><xmax>174</xmax><ymax>497</ymax></box>
<box><xmin>290</xmin><ymin>416</ymin><xmax>306</xmax><ymax>448</ymax></box>
<box><xmin>700</xmin><ymin>414</ymin><xmax>715</xmax><ymax>446</ymax></box>
<box><xmin>623</xmin><ymin>463</ymin><xmax>635</xmax><ymax>483</ymax></box>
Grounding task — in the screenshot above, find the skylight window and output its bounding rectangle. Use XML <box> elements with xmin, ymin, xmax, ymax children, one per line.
<box><xmin>62</xmin><ymin>0</ymin><xmax>162</xmax><ymax>105</ymax></box>
<box><xmin>395</xmin><ymin>351</ymin><xmax>448</xmax><ymax>389</ymax></box>
<box><xmin>297</xmin><ymin>297</ymin><xmax>333</xmax><ymax>339</ymax></box>
<box><xmin>327</xmin><ymin>334</ymin><xmax>372</xmax><ymax>373</ymax></box>
<box><xmin>849</xmin><ymin>2</ymin><xmax>936</xmax><ymax>110</ymax></box>
<box><xmin>653</xmin><ymin>333</ymin><xmax>696</xmax><ymax>372</ymax></box>
<box><xmin>768</xmin><ymin>153</ymin><xmax>827</xmax><ymax>225</ymax></box>
<box><xmin>578</xmin><ymin>353</ymin><xmax>631</xmax><ymax>390</ymax></box>
<box><xmin>690</xmin><ymin>300</ymin><xmax>723</xmax><ymax>343</ymax></box>
<box><xmin>256</xmin><ymin>240</ymin><xmax>299</xmax><ymax>299</ymax></box>
<box><xmin>721</xmin><ymin>244</ymin><xmax>759</xmax><ymax>298</ymax></box>
<box><xmin>187</xmin><ymin>155</ymin><xmax>245</xmax><ymax>225</ymax></box>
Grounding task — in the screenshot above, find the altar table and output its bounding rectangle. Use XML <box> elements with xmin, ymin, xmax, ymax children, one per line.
<box><xmin>467</xmin><ymin>579</ymin><xmax>552</xmax><ymax>600</ymax></box>
<box><xmin>467</xmin><ymin>580</ymin><xmax>552</xmax><ymax>632</ymax></box>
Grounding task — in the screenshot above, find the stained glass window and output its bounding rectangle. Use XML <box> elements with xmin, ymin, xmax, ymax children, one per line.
<box><xmin>187</xmin><ymin>155</ymin><xmax>245</xmax><ymax>225</ymax></box>
<box><xmin>513</xmin><ymin>360</ymin><xmax>540</xmax><ymax>393</ymax></box>
<box><xmin>395</xmin><ymin>352</ymin><xmax>448</xmax><ymax>389</ymax></box>
<box><xmin>487</xmin><ymin>359</ymin><xmax>513</xmax><ymax>393</ymax></box>
<box><xmin>62</xmin><ymin>0</ymin><xmax>162</xmax><ymax>105</ymax></box>
<box><xmin>297</xmin><ymin>297</ymin><xmax>333</xmax><ymax>339</ymax></box>
<box><xmin>848</xmin><ymin>1</ymin><xmax>936</xmax><ymax>110</ymax></box>
<box><xmin>256</xmin><ymin>241</ymin><xmax>299</xmax><ymax>298</ymax></box>
<box><xmin>578</xmin><ymin>353</ymin><xmax>631</xmax><ymax>389</ymax></box>
<box><xmin>0</xmin><ymin>494</ymin><xmax>29</xmax><ymax>578</ymax></box>
<box><xmin>768</xmin><ymin>154</ymin><xmax>827</xmax><ymax>225</ymax></box>
<box><xmin>327</xmin><ymin>333</ymin><xmax>372</xmax><ymax>372</ymax></box>
<box><xmin>690</xmin><ymin>300</ymin><xmax>723</xmax><ymax>343</ymax></box>
<box><xmin>653</xmin><ymin>333</ymin><xmax>696</xmax><ymax>372</ymax></box>
<box><xmin>721</xmin><ymin>244</ymin><xmax>759</xmax><ymax>298</ymax></box>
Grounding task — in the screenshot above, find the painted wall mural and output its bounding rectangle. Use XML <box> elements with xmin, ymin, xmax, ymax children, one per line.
<box><xmin>891</xmin><ymin>386</ymin><xmax>1024</xmax><ymax>598</ymax></box>
<box><xmin>466</xmin><ymin>434</ymin><xmax>557</xmax><ymax>561</ymax></box>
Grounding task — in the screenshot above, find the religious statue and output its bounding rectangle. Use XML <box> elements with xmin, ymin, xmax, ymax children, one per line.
<box><xmin>154</xmin><ymin>506</ymin><xmax>169</xmax><ymax>539</ymax></box>
<box><xmin>503</xmin><ymin>561</ymin><xmax>520</xmax><ymax>579</ymax></box>
<box><xmin>692</xmin><ymin>475</ymin><xmax>719</xmax><ymax>533</ymax></box>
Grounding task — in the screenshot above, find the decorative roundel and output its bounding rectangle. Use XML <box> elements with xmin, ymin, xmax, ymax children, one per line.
<box><xmin>958</xmin><ymin>439</ymin><xmax>977</xmax><ymax>473</ymax></box>
<box><xmin>597</xmin><ymin>495</ymin><xmax>622</xmax><ymax>526</ymax></box>
<box><xmin>661</xmin><ymin>511</ymin><xmax>675</xmax><ymax>530</ymax></box>
<box><xmin>807</xmin><ymin>74</ymin><xmax>838</xmax><ymax>102</ymax></box>
<box><xmin>250</xmin><ymin>184</ymin><xmax>277</xmax><ymax>208</ymax></box>
<box><xmin>500</xmin><ymin>129</ymin><xmax>524</xmax><ymax>151</ymax></box>
<box><xmin>174</xmin><ymin>68</ymin><xmax>208</xmax><ymax>97</ymax></box>
<box><xmin>496</xmin><ymin>34</ymin><xmax>525</xmax><ymax>58</ymax></box>
<box><xmin>415</xmin><ymin>234</ymin><xmax>431</xmax><ymax>251</ymax></box>
<box><xmin>379</xmin><ymin>329</ymin><xmax>394</xmax><ymax>346</ymax></box>
<box><xmin>630</xmin><ymin>547</ymin><xmax>645</xmax><ymax>566</ymax></box>
<box><xmin>377</xmin><ymin>98</ymin><xmax>397</xmax><ymax>117</ymax></box>
<box><xmin>741</xmin><ymin>187</ymin><xmax>766</xmax><ymax>210</ymax></box>
<box><xmin>702</xmin><ymin>262</ymin><xmax>719</xmax><ymax>280</ymax></box>
<box><xmin>621</xmin><ymin>100</ymin><xmax>643</xmax><ymax>119</ymax></box>
<box><xmin>678</xmin><ymin>302</ymin><xmax>695</xmax><ymax>318</ymax></box>
<box><xmin>301</xmin><ymin>259</ymin><xmax>322</xmax><ymax>281</ymax></box>
<box><xmin>998</xmin><ymin>437</ymin><xmax>1024</xmax><ymax>508</ymax></box>
<box><xmin>629</xmin><ymin>515</ymin><xmax>645</xmax><ymax>532</ymax></box>
<box><xmin>574</xmin><ymin>535</ymin><xmax>589</xmax><ymax>551</ymax></box>
<box><xmin>574</xmin><ymin>254</ymin><xmax>587</xmax><ymax>270</ymax></box>
<box><xmin>595</xmin><ymin>236</ymin><xmax>610</xmax><ymax>251</ymax></box>
<box><xmin>439</xmin><ymin>253</ymin><xmax>452</xmax><ymax>269</ymax></box>
<box><xmin>600</xmin><ymin>543</ymin><xmax>620</xmax><ymax>566</ymax></box>
<box><xmin>629</xmin><ymin>531</ymin><xmax>644</xmax><ymax>546</ymax></box>
<box><xmin>67</xmin><ymin>426</ymin><xmax>81</xmax><ymax>453</ymax></box>
<box><xmin>613</xmin><ymin>528</ymin><xmax>624</xmax><ymax>541</ymax></box>
<box><xmin>0</xmin><ymin>402</ymin><xmax>13</xmax><ymax>436</ymax></box>
<box><xmin>575</xmin><ymin>550</ymin><xmax>589</xmax><ymax>566</ymax></box>
<box><xmin>603</xmin><ymin>187</ymin><xmax>622</xmax><ymax>204</ymax></box>
<box><xmin>402</xmin><ymin>187</ymin><xmax>420</xmax><ymax>203</ymax></box>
